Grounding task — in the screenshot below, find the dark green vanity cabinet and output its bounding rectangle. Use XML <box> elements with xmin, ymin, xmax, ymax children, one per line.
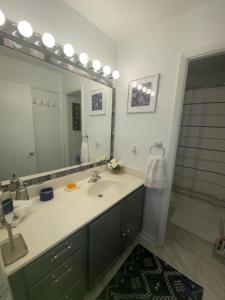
<box><xmin>9</xmin><ymin>185</ymin><xmax>145</xmax><ymax>299</ymax></box>
<box><xmin>9</xmin><ymin>227</ymin><xmax>88</xmax><ymax>300</ymax></box>
<box><xmin>121</xmin><ymin>186</ymin><xmax>145</xmax><ymax>249</ymax></box>
<box><xmin>89</xmin><ymin>186</ymin><xmax>145</xmax><ymax>287</ymax></box>
<box><xmin>89</xmin><ymin>202</ymin><xmax>123</xmax><ymax>287</ymax></box>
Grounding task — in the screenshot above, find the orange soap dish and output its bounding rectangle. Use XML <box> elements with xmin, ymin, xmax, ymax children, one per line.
<box><xmin>64</xmin><ymin>183</ymin><xmax>80</xmax><ymax>192</ymax></box>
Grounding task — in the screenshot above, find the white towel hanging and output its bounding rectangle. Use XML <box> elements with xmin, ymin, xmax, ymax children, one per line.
<box><xmin>144</xmin><ymin>155</ymin><xmax>167</xmax><ymax>190</ymax></box>
<box><xmin>81</xmin><ymin>141</ymin><xmax>89</xmax><ymax>163</ymax></box>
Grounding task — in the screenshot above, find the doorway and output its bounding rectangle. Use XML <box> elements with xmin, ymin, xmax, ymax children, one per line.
<box><xmin>169</xmin><ymin>52</ymin><xmax>225</xmax><ymax>243</ymax></box>
<box><xmin>67</xmin><ymin>90</ymin><xmax>82</xmax><ymax>165</ymax></box>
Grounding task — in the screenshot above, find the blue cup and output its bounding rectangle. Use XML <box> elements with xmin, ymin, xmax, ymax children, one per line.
<box><xmin>40</xmin><ymin>187</ymin><xmax>54</xmax><ymax>202</ymax></box>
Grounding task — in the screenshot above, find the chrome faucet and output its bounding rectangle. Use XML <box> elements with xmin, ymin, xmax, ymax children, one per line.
<box><xmin>9</xmin><ymin>173</ymin><xmax>29</xmax><ymax>200</ymax></box>
<box><xmin>88</xmin><ymin>169</ymin><xmax>101</xmax><ymax>183</ymax></box>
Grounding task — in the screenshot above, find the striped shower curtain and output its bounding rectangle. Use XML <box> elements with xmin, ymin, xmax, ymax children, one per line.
<box><xmin>172</xmin><ymin>86</ymin><xmax>225</xmax><ymax>209</ymax></box>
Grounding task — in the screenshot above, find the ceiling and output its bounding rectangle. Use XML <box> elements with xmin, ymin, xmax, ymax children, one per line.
<box><xmin>64</xmin><ymin>0</ymin><xmax>214</xmax><ymax>42</ymax></box>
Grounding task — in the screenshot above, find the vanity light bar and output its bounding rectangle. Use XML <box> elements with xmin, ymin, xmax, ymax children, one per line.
<box><xmin>0</xmin><ymin>10</ymin><xmax>120</xmax><ymax>81</ymax></box>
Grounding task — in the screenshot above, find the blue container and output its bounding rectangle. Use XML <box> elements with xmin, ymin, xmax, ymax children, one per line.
<box><xmin>40</xmin><ymin>187</ymin><xmax>54</xmax><ymax>202</ymax></box>
<box><xmin>2</xmin><ymin>198</ymin><xmax>13</xmax><ymax>215</ymax></box>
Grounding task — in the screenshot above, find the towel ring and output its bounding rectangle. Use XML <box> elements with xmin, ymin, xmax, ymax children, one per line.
<box><xmin>150</xmin><ymin>142</ymin><xmax>165</xmax><ymax>157</ymax></box>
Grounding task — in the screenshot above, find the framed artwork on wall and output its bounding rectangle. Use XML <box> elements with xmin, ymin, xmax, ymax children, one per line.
<box><xmin>127</xmin><ymin>74</ymin><xmax>159</xmax><ymax>113</ymax></box>
<box><xmin>72</xmin><ymin>102</ymin><xmax>81</xmax><ymax>131</ymax></box>
<box><xmin>89</xmin><ymin>88</ymin><xmax>106</xmax><ymax>115</ymax></box>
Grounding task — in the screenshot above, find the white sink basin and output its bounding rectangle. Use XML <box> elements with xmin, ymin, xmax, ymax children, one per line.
<box><xmin>87</xmin><ymin>180</ymin><xmax>124</xmax><ymax>197</ymax></box>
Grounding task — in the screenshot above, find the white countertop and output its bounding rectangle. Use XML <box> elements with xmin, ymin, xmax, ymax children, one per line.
<box><xmin>0</xmin><ymin>170</ymin><xmax>144</xmax><ymax>276</ymax></box>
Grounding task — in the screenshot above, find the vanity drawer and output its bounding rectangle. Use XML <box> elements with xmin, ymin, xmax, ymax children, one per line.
<box><xmin>24</xmin><ymin>227</ymin><xmax>87</xmax><ymax>286</ymax></box>
<box><xmin>60</xmin><ymin>278</ymin><xmax>87</xmax><ymax>300</ymax></box>
<box><xmin>28</xmin><ymin>249</ymin><xmax>86</xmax><ymax>300</ymax></box>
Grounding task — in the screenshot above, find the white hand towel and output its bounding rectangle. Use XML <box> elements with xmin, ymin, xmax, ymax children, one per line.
<box><xmin>14</xmin><ymin>200</ymin><xmax>33</xmax><ymax>220</ymax></box>
<box><xmin>0</xmin><ymin>264</ymin><xmax>13</xmax><ymax>300</ymax></box>
<box><xmin>81</xmin><ymin>141</ymin><xmax>89</xmax><ymax>163</ymax></box>
<box><xmin>145</xmin><ymin>155</ymin><xmax>167</xmax><ymax>190</ymax></box>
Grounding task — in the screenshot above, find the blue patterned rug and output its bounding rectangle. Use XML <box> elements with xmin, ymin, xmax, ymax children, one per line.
<box><xmin>97</xmin><ymin>244</ymin><xmax>203</xmax><ymax>300</ymax></box>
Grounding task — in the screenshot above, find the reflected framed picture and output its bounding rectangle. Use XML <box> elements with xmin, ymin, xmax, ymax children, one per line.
<box><xmin>127</xmin><ymin>74</ymin><xmax>159</xmax><ymax>113</ymax></box>
<box><xmin>89</xmin><ymin>88</ymin><xmax>106</xmax><ymax>115</ymax></box>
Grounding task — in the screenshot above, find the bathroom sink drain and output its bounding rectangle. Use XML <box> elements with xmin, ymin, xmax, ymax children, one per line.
<box><xmin>98</xmin><ymin>193</ymin><xmax>103</xmax><ymax>197</ymax></box>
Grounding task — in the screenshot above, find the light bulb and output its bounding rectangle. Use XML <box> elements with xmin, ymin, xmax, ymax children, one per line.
<box><xmin>146</xmin><ymin>89</ymin><xmax>152</xmax><ymax>95</ymax></box>
<box><xmin>137</xmin><ymin>84</ymin><xmax>142</xmax><ymax>91</ymax></box>
<box><xmin>103</xmin><ymin>65</ymin><xmax>111</xmax><ymax>76</ymax></box>
<box><xmin>63</xmin><ymin>43</ymin><xmax>75</xmax><ymax>57</ymax></box>
<box><xmin>92</xmin><ymin>59</ymin><xmax>101</xmax><ymax>71</ymax></box>
<box><xmin>131</xmin><ymin>81</ymin><xmax>138</xmax><ymax>88</ymax></box>
<box><xmin>142</xmin><ymin>87</ymin><xmax>147</xmax><ymax>93</ymax></box>
<box><xmin>0</xmin><ymin>9</ymin><xmax>5</xmax><ymax>26</ymax></box>
<box><xmin>42</xmin><ymin>33</ymin><xmax>55</xmax><ymax>48</ymax></box>
<box><xmin>79</xmin><ymin>52</ymin><xmax>89</xmax><ymax>65</ymax></box>
<box><xmin>112</xmin><ymin>70</ymin><xmax>120</xmax><ymax>80</ymax></box>
<box><xmin>18</xmin><ymin>20</ymin><xmax>33</xmax><ymax>38</ymax></box>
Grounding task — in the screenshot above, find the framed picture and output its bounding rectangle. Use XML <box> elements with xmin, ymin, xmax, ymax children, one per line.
<box><xmin>89</xmin><ymin>88</ymin><xmax>106</xmax><ymax>115</ymax></box>
<box><xmin>72</xmin><ymin>102</ymin><xmax>81</xmax><ymax>131</ymax></box>
<box><xmin>127</xmin><ymin>74</ymin><xmax>159</xmax><ymax>113</ymax></box>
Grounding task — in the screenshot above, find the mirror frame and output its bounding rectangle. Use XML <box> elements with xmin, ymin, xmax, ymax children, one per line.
<box><xmin>0</xmin><ymin>22</ymin><xmax>115</xmax><ymax>187</ymax></box>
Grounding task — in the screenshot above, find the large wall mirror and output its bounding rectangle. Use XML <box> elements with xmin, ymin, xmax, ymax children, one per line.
<box><xmin>0</xmin><ymin>46</ymin><xmax>114</xmax><ymax>182</ymax></box>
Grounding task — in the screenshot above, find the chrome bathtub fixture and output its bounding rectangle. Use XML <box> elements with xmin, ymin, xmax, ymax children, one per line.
<box><xmin>0</xmin><ymin>9</ymin><xmax>120</xmax><ymax>87</ymax></box>
<box><xmin>88</xmin><ymin>170</ymin><xmax>101</xmax><ymax>183</ymax></box>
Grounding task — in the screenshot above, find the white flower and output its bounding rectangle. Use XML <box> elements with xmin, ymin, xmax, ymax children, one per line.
<box><xmin>111</xmin><ymin>161</ymin><xmax>117</xmax><ymax>168</ymax></box>
<box><xmin>118</xmin><ymin>160</ymin><xmax>123</xmax><ymax>167</ymax></box>
<box><xmin>107</xmin><ymin>162</ymin><xmax>112</xmax><ymax>169</ymax></box>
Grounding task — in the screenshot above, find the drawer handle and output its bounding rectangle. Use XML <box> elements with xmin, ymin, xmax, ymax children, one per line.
<box><xmin>50</xmin><ymin>244</ymin><xmax>72</xmax><ymax>261</ymax></box>
<box><xmin>51</xmin><ymin>266</ymin><xmax>72</xmax><ymax>285</ymax></box>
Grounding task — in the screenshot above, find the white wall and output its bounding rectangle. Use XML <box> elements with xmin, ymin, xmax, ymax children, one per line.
<box><xmin>0</xmin><ymin>0</ymin><xmax>117</xmax><ymax>68</ymax></box>
<box><xmin>0</xmin><ymin>52</ymin><xmax>62</xmax><ymax>91</ymax></box>
<box><xmin>0</xmin><ymin>81</ymin><xmax>36</xmax><ymax>180</ymax></box>
<box><xmin>0</xmin><ymin>53</ymin><xmax>64</xmax><ymax>179</ymax></box>
<box><xmin>114</xmin><ymin>0</ymin><xmax>225</xmax><ymax>244</ymax></box>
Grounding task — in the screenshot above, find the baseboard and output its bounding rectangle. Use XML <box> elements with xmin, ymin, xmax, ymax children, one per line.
<box><xmin>137</xmin><ymin>230</ymin><xmax>158</xmax><ymax>245</ymax></box>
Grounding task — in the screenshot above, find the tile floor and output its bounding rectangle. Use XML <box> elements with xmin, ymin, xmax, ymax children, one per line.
<box><xmin>85</xmin><ymin>223</ymin><xmax>225</xmax><ymax>300</ymax></box>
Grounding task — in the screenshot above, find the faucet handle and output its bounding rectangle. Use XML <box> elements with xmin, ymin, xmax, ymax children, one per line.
<box><xmin>9</xmin><ymin>173</ymin><xmax>19</xmax><ymax>192</ymax></box>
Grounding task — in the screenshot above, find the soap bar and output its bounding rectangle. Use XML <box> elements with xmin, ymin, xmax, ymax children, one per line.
<box><xmin>64</xmin><ymin>183</ymin><xmax>79</xmax><ymax>192</ymax></box>
<box><xmin>67</xmin><ymin>183</ymin><xmax>76</xmax><ymax>189</ymax></box>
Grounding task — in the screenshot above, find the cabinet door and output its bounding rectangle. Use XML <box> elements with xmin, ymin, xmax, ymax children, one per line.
<box><xmin>9</xmin><ymin>270</ymin><xmax>29</xmax><ymax>300</ymax></box>
<box><xmin>89</xmin><ymin>203</ymin><xmax>122</xmax><ymax>287</ymax></box>
<box><xmin>121</xmin><ymin>186</ymin><xmax>145</xmax><ymax>248</ymax></box>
